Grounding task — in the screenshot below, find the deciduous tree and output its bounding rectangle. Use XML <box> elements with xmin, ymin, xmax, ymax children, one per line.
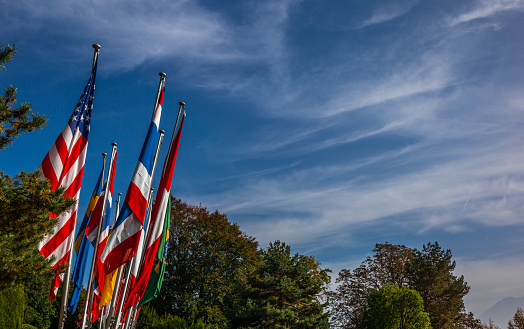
<box><xmin>508</xmin><ymin>308</ymin><xmax>524</xmax><ymax>329</ymax></box>
<box><xmin>328</xmin><ymin>243</ymin><xmax>414</xmax><ymax>328</ymax></box>
<box><xmin>359</xmin><ymin>284</ymin><xmax>430</xmax><ymax>329</ymax></box>
<box><xmin>150</xmin><ymin>198</ymin><xmax>259</xmax><ymax>328</ymax></box>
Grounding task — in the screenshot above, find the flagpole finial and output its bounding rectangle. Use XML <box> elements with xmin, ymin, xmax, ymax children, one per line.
<box><xmin>92</xmin><ymin>44</ymin><xmax>101</xmax><ymax>51</ymax></box>
<box><xmin>179</xmin><ymin>101</ymin><xmax>185</xmax><ymax>109</ymax></box>
<box><xmin>102</xmin><ymin>153</ymin><xmax>107</xmax><ymax>157</ymax></box>
<box><xmin>159</xmin><ymin>72</ymin><xmax>166</xmax><ymax>78</ymax></box>
<box><xmin>159</xmin><ymin>130</ymin><xmax>165</xmax><ymax>135</ymax></box>
<box><xmin>118</xmin><ymin>193</ymin><xmax>122</xmax><ymax>196</ymax></box>
<box><xmin>111</xmin><ymin>142</ymin><xmax>117</xmax><ymax>147</ymax></box>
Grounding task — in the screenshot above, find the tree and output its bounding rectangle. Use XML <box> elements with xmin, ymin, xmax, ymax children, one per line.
<box><xmin>0</xmin><ymin>170</ymin><xmax>75</xmax><ymax>289</ymax></box>
<box><xmin>508</xmin><ymin>308</ymin><xmax>524</xmax><ymax>329</ymax></box>
<box><xmin>405</xmin><ymin>241</ymin><xmax>470</xmax><ymax>329</ymax></box>
<box><xmin>136</xmin><ymin>305</ymin><xmax>206</xmax><ymax>329</ymax></box>
<box><xmin>328</xmin><ymin>243</ymin><xmax>414</xmax><ymax>328</ymax></box>
<box><xmin>23</xmin><ymin>273</ymin><xmax>58</xmax><ymax>329</ymax></box>
<box><xmin>234</xmin><ymin>240</ymin><xmax>331</xmax><ymax>329</ymax></box>
<box><xmin>0</xmin><ymin>284</ymin><xmax>25</xmax><ymax>329</ymax></box>
<box><xmin>1</xmin><ymin>44</ymin><xmax>47</xmax><ymax>150</ymax></box>
<box><xmin>359</xmin><ymin>284</ymin><xmax>431</xmax><ymax>329</ymax></box>
<box><xmin>149</xmin><ymin>198</ymin><xmax>260</xmax><ymax>328</ymax></box>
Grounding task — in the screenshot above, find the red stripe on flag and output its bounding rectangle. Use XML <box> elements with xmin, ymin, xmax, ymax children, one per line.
<box><xmin>55</xmin><ymin>131</ymin><xmax>69</xmax><ymax>164</ymax></box>
<box><xmin>59</xmin><ymin>136</ymin><xmax>88</xmax><ymax>187</ymax></box>
<box><xmin>102</xmin><ymin>231</ymin><xmax>142</xmax><ymax>274</ymax></box>
<box><xmin>125</xmin><ymin>183</ymin><xmax>148</xmax><ymax>223</ymax></box>
<box><xmin>63</xmin><ymin>166</ymin><xmax>84</xmax><ymax>198</ymax></box>
<box><xmin>39</xmin><ymin>209</ymin><xmax>77</xmax><ymax>258</ymax></box>
<box><xmin>40</xmin><ymin>154</ymin><xmax>60</xmax><ymax>190</ymax></box>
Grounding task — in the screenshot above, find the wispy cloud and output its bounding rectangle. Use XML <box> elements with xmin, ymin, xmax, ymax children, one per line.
<box><xmin>358</xmin><ymin>0</ymin><xmax>418</xmax><ymax>28</ymax></box>
<box><xmin>449</xmin><ymin>0</ymin><xmax>524</xmax><ymax>26</ymax></box>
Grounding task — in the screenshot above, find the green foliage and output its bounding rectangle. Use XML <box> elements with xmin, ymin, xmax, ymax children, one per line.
<box><xmin>149</xmin><ymin>198</ymin><xmax>259</xmax><ymax>328</ymax></box>
<box><xmin>235</xmin><ymin>240</ymin><xmax>331</xmax><ymax>329</ymax></box>
<box><xmin>23</xmin><ymin>272</ymin><xmax>61</xmax><ymax>329</ymax></box>
<box><xmin>0</xmin><ymin>285</ymin><xmax>25</xmax><ymax>329</ymax></box>
<box><xmin>359</xmin><ymin>284</ymin><xmax>431</xmax><ymax>329</ymax></box>
<box><xmin>137</xmin><ymin>304</ymin><xmax>206</xmax><ymax>329</ymax></box>
<box><xmin>328</xmin><ymin>243</ymin><xmax>414</xmax><ymax>328</ymax></box>
<box><xmin>0</xmin><ymin>170</ymin><xmax>75</xmax><ymax>290</ymax></box>
<box><xmin>22</xmin><ymin>324</ymin><xmax>38</xmax><ymax>329</ymax></box>
<box><xmin>0</xmin><ymin>44</ymin><xmax>47</xmax><ymax>150</ymax></box>
<box><xmin>508</xmin><ymin>308</ymin><xmax>524</xmax><ymax>329</ymax></box>
<box><xmin>406</xmin><ymin>242</ymin><xmax>470</xmax><ymax>329</ymax></box>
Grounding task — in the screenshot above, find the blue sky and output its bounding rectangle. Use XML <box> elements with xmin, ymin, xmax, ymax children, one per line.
<box><xmin>2</xmin><ymin>0</ymin><xmax>524</xmax><ymax>319</ymax></box>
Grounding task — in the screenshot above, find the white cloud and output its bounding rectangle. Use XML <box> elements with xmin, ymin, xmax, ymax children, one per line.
<box><xmin>358</xmin><ymin>0</ymin><xmax>418</xmax><ymax>28</ymax></box>
<box><xmin>449</xmin><ymin>0</ymin><xmax>524</xmax><ymax>26</ymax></box>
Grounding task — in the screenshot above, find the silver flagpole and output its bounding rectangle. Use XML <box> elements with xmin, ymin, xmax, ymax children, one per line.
<box><xmin>58</xmin><ymin>43</ymin><xmax>101</xmax><ymax>329</ymax></box>
<box><xmin>122</xmin><ymin>127</ymin><xmax>166</xmax><ymax>329</ymax></box>
<box><xmin>81</xmin><ymin>143</ymin><xmax>118</xmax><ymax>329</ymax></box>
<box><xmin>119</xmin><ymin>187</ymin><xmax>154</xmax><ymax>329</ymax></box>
<box><xmin>104</xmin><ymin>193</ymin><xmax>123</xmax><ymax>329</ymax></box>
<box><xmin>113</xmin><ymin>72</ymin><xmax>166</xmax><ymax>328</ymax></box>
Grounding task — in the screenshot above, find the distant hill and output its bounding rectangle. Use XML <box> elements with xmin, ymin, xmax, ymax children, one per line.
<box><xmin>480</xmin><ymin>296</ymin><xmax>524</xmax><ymax>328</ymax></box>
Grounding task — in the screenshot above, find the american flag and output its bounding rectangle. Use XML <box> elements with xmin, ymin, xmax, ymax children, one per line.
<box><xmin>100</xmin><ymin>84</ymin><xmax>165</xmax><ymax>275</ymax></box>
<box><xmin>125</xmin><ymin>113</ymin><xmax>185</xmax><ymax>310</ymax></box>
<box><xmin>38</xmin><ymin>59</ymin><xmax>98</xmax><ymax>301</ymax></box>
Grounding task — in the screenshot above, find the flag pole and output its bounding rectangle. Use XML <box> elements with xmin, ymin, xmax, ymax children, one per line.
<box><xmin>81</xmin><ymin>143</ymin><xmax>118</xmax><ymax>329</ymax></box>
<box><xmin>104</xmin><ymin>193</ymin><xmax>123</xmax><ymax>329</ymax></box>
<box><xmin>58</xmin><ymin>43</ymin><xmax>101</xmax><ymax>329</ymax></box>
<box><xmin>118</xmin><ymin>187</ymin><xmax>154</xmax><ymax>329</ymax></box>
<box><xmin>112</xmin><ymin>72</ymin><xmax>166</xmax><ymax>328</ymax></box>
<box><xmin>122</xmin><ymin>127</ymin><xmax>166</xmax><ymax>328</ymax></box>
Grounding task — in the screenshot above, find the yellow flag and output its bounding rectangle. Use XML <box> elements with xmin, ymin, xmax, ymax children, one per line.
<box><xmin>99</xmin><ymin>267</ymin><xmax>119</xmax><ymax>309</ymax></box>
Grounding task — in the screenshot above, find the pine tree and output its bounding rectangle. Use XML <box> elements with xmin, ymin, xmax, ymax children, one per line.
<box><xmin>1</xmin><ymin>44</ymin><xmax>47</xmax><ymax>150</ymax></box>
<box><xmin>406</xmin><ymin>241</ymin><xmax>470</xmax><ymax>329</ymax></box>
<box><xmin>235</xmin><ymin>241</ymin><xmax>331</xmax><ymax>329</ymax></box>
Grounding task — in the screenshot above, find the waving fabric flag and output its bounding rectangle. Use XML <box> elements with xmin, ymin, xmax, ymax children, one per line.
<box><xmin>38</xmin><ymin>60</ymin><xmax>98</xmax><ymax>301</ymax></box>
<box><xmin>126</xmin><ymin>114</ymin><xmax>185</xmax><ymax>310</ymax></box>
<box><xmin>138</xmin><ymin>196</ymin><xmax>170</xmax><ymax>307</ymax></box>
<box><xmin>89</xmin><ymin>150</ymin><xmax>117</xmax><ymax>321</ymax></box>
<box><xmin>100</xmin><ymin>86</ymin><xmax>164</xmax><ymax>275</ymax></box>
<box><xmin>67</xmin><ymin>168</ymin><xmax>103</xmax><ymax>314</ymax></box>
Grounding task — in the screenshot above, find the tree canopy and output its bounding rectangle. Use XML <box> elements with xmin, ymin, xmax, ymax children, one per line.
<box><xmin>359</xmin><ymin>284</ymin><xmax>431</xmax><ymax>329</ymax></box>
<box><xmin>234</xmin><ymin>240</ymin><xmax>331</xmax><ymax>329</ymax></box>
<box><xmin>406</xmin><ymin>241</ymin><xmax>470</xmax><ymax>329</ymax></box>
<box><xmin>329</xmin><ymin>242</ymin><xmax>475</xmax><ymax>329</ymax></box>
<box><xmin>508</xmin><ymin>308</ymin><xmax>524</xmax><ymax>329</ymax></box>
<box><xmin>328</xmin><ymin>242</ymin><xmax>414</xmax><ymax>328</ymax></box>
<box><xmin>150</xmin><ymin>198</ymin><xmax>260</xmax><ymax>328</ymax></box>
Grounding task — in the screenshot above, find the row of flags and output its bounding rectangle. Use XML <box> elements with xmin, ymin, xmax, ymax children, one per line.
<box><xmin>36</xmin><ymin>45</ymin><xmax>187</xmax><ymax>328</ymax></box>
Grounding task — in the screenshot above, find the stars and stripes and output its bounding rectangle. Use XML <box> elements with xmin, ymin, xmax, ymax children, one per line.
<box><xmin>38</xmin><ymin>59</ymin><xmax>98</xmax><ymax>301</ymax></box>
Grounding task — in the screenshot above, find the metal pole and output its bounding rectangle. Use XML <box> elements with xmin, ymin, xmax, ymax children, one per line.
<box><xmin>117</xmin><ymin>187</ymin><xmax>154</xmax><ymax>329</ymax></box>
<box><xmin>81</xmin><ymin>143</ymin><xmax>117</xmax><ymax>329</ymax></box>
<box><xmin>104</xmin><ymin>193</ymin><xmax>122</xmax><ymax>329</ymax></box>
<box><xmin>111</xmin><ymin>72</ymin><xmax>166</xmax><ymax>328</ymax></box>
<box><xmin>58</xmin><ymin>43</ymin><xmax>101</xmax><ymax>329</ymax></box>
